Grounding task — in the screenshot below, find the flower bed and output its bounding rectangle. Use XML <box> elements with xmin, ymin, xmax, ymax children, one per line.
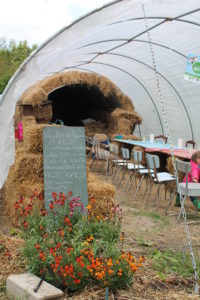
<box><xmin>15</xmin><ymin>192</ymin><xmax>144</xmax><ymax>293</ymax></box>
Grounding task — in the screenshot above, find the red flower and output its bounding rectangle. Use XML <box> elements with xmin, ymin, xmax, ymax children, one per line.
<box><xmin>35</xmin><ymin>243</ymin><xmax>40</xmax><ymax>250</ymax></box>
<box><xmin>78</xmin><ymin>272</ymin><xmax>82</xmax><ymax>277</ymax></box>
<box><xmin>23</xmin><ymin>221</ymin><xmax>28</xmax><ymax>229</ymax></box>
<box><xmin>39</xmin><ymin>193</ymin><xmax>44</xmax><ymax>201</ymax></box>
<box><xmin>5</xmin><ymin>250</ymin><xmax>11</xmax><ymax>257</ymax></box>
<box><xmin>73</xmin><ymin>279</ymin><xmax>80</xmax><ymax>284</ymax></box>
<box><xmin>66</xmin><ymin>247</ymin><xmax>73</xmax><ymax>254</ymax></box>
<box><xmin>52</xmin><ymin>192</ymin><xmax>57</xmax><ymax>200</ymax></box>
<box><xmin>41</xmin><ymin>209</ymin><xmax>48</xmax><ymax>216</ymax></box>
<box><xmin>49</xmin><ymin>202</ymin><xmax>54</xmax><ymax>210</ymax></box>
<box><xmin>56</xmin><ymin>242</ymin><xmax>61</xmax><ymax>249</ymax></box>
<box><xmin>68</xmin><ymin>191</ymin><xmax>73</xmax><ymax>196</ymax></box>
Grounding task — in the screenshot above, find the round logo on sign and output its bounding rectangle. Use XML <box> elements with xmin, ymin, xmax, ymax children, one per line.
<box><xmin>192</xmin><ymin>62</ymin><xmax>200</xmax><ymax>74</ymax></box>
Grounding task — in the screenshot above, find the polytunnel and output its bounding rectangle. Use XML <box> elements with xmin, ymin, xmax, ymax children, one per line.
<box><xmin>0</xmin><ymin>0</ymin><xmax>200</xmax><ymax>188</ymax></box>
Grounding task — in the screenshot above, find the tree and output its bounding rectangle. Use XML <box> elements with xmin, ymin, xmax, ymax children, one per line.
<box><xmin>0</xmin><ymin>38</ymin><xmax>37</xmax><ymax>94</ymax></box>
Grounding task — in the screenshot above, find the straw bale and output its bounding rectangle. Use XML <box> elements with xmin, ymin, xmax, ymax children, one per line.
<box><xmin>88</xmin><ymin>178</ymin><xmax>115</xmax><ymax>199</ymax></box>
<box><xmin>39</xmin><ymin>73</ymin><xmax>64</xmax><ymax>93</ymax></box>
<box><xmin>20</xmin><ymin>180</ymin><xmax>44</xmax><ymax>197</ymax></box>
<box><xmin>14</xmin><ymin>106</ymin><xmax>23</xmax><ymax>125</ymax></box>
<box><xmin>17</xmin><ymin>71</ymin><xmax>137</xmax><ymax>116</ymax></box>
<box><xmin>93</xmin><ymin>133</ymin><xmax>108</xmax><ymax>142</ymax></box>
<box><xmin>85</xmin><ymin>121</ymin><xmax>107</xmax><ymax>137</ymax></box>
<box><xmin>9</xmin><ymin>152</ymin><xmax>43</xmax><ymax>183</ymax></box>
<box><xmin>0</xmin><ymin>231</ymin><xmax>25</xmax><ymax>287</ymax></box>
<box><xmin>111</xmin><ymin>108</ymin><xmax>142</xmax><ymax>124</ymax></box>
<box><xmin>166</xmin><ymin>156</ymin><xmax>184</xmax><ymax>181</ymax></box>
<box><xmin>22</xmin><ymin>116</ymin><xmax>36</xmax><ymax>125</ymax></box>
<box><xmin>19</xmin><ymin>103</ymin><xmax>52</xmax><ymax>121</ymax></box>
<box><xmin>5</xmin><ymin>149</ymin><xmax>43</xmax><ymax>217</ymax></box>
<box><xmin>19</xmin><ymin>86</ymin><xmax>48</xmax><ymax>106</ymax></box>
<box><xmin>22</xmin><ymin>116</ymin><xmax>37</xmax><ymax>141</ymax></box>
<box><xmin>24</xmin><ymin>124</ymin><xmax>50</xmax><ymax>154</ymax></box>
<box><xmin>87</xmin><ymin>171</ymin><xmax>115</xmax><ymax>219</ymax></box>
<box><xmin>122</xmin><ymin>134</ymin><xmax>141</xmax><ymax>141</ymax></box>
<box><xmin>111</xmin><ymin>118</ymin><xmax>132</xmax><ymax>135</ymax></box>
<box><xmin>117</xmin><ymin>93</ymin><xmax>135</xmax><ymax>111</ymax></box>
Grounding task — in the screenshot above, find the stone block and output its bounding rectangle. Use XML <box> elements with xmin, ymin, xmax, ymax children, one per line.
<box><xmin>6</xmin><ymin>273</ymin><xmax>64</xmax><ymax>300</ymax></box>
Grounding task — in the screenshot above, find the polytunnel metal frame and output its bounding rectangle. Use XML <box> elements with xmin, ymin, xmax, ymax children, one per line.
<box><xmin>1</xmin><ymin>0</ymin><xmax>200</xmax><ymax>191</ymax></box>
<box><xmin>57</xmin><ymin>5</ymin><xmax>200</xmax><ymax>141</ymax></box>
<box><xmin>1</xmin><ymin>1</ymin><xmax>199</xmax><ymax>140</ymax></box>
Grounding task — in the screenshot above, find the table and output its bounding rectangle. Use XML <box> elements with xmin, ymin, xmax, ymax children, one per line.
<box><xmin>113</xmin><ymin>139</ymin><xmax>197</xmax><ymax>162</ymax></box>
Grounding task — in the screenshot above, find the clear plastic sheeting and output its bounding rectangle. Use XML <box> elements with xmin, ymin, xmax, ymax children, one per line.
<box><xmin>0</xmin><ymin>0</ymin><xmax>200</xmax><ymax>188</ymax></box>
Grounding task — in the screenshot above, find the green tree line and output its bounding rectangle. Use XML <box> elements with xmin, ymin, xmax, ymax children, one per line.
<box><xmin>0</xmin><ymin>38</ymin><xmax>37</xmax><ymax>94</ymax></box>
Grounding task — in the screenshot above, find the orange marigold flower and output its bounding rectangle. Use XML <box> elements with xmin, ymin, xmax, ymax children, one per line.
<box><xmin>108</xmin><ymin>269</ymin><xmax>114</xmax><ymax>275</ymax></box>
<box><xmin>139</xmin><ymin>256</ymin><xmax>145</xmax><ymax>262</ymax></box>
<box><xmin>86</xmin><ymin>204</ymin><xmax>92</xmax><ymax>211</ymax></box>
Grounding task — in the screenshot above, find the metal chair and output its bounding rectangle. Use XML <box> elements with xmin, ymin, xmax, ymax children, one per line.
<box><xmin>113</xmin><ymin>148</ymin><xmax>130</xmax><ymax>186</ymax></box>
<box><xmin>175</xmin><ymin>159</ymin><xmax>200</xmax><ymax>222</ymax></box>
<box><xmin>90</xmin><ymin>139</ymin><xmax>110</xmax><ymax>177</ymax></box>
<box><xmin>154</xmin><ymin>135</ymin><xmax>168</xmax><ymax>143</ymax></box>
<box><xmin>144</xmin><ymin>154</ymin><xmax>176</xmax><ymax>209</ymax></box>
<box><xmin>131</xmin><ymin>150</ymin><xmax>154</xmax><ymax>200</ymax></box>
<box><xmin>186</xmin><ymin>140</ymin><xmax>196</xmax><ymax>149</ymax></box>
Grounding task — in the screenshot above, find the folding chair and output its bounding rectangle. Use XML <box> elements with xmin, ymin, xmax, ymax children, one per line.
<box><xmin>185</xmin><ymin>140</ymin><xmax>196</xmax><ymax>149</ymax></box>
<box><xmin>154</xmin><ymin>135</ymin><xmax>168</xmax><ymax>144</ymax></box>
<box><xmin>124</xmin><ymin>150</ymin><xmax>147</xmax><ymax>195</ymax></box>
<box><xmin>175</xmin><ymin>159</ymin><xmax>200</xmax><ymax>223</ymax></box>
<box><xmin>90</xmin><ymin>140</ymin><xmax>110</xmax><ymax>177</ymax></box>
<box><xmin>131</xmin><ymin>150</ymin><xmax>154</xmax><ymax>200</ymax></box>
<box><xmin>113</xmin><ymin>148</ymin><xmax>130</xmax><ymax>186</ymax></box>
<box><xmin>144</xmin><ymin>154</ymin><xmax>176</xmax><ymax>209</ymax></box>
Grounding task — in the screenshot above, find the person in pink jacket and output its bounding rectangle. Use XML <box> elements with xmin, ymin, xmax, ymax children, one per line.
<box><xmin>182</xmin><ymin>151</ymin><xmax>200</xmax><ymax>209</ymax></box>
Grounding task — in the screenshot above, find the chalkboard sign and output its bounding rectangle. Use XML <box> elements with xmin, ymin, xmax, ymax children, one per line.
<box><xmin>43</xmin><ymin>127</ymin><xmax>88</xmax><ymax>209</ymax></box>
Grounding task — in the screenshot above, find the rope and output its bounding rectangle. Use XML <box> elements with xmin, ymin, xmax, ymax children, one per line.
<box><xmin>141</xmin><ymin>0</ymin><xmax>199</xmax><ymax>294</ymax></box>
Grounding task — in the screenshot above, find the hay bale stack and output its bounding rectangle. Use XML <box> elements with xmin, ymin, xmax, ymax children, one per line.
<box><xmin>22</xmin><ymin>116</ymin><xmax>36</xmax><ymax>139</ymax></box>
<box><xmin>122</xmin><ymin>134</ymin><xmax>141</xmax><ymax>141</ymax></box>
<box><xmin>17</xmin><ymin>71</ymin><xmax>136</xmax><ymax>115</ymax></box>
<box><xmin>11</xmin><ymin>152</ymin><xmax>43</xmax><ymax>183</ymax></box>
<box><xmin>87</xmin><ymin>172</ymin><xmax>116</xmax><ymax>220</ymax></box>
<box><xmin>166</xmin><ymin>156</ymin><xmax>184</xmax><ymax>181</ymax></box>
<box><xmin>18</xmin><ymin>85</ymin><xmax>48</xmax><ymax>106</ymax></box>
<box><xmin>24</xmin><ymin>124</ymin><xmax>48</xmax><ymax>154</ymax></box>
<box><xmin>85</xmin><ymin>121</ymin><xmax>107</xmax><ymax>137</ymax></box>
<box><xmin>14</xmin><ymin>103</ymin><xmax>52</xmax><ymax>126</ymax></box>
<box><xmin>109</xmin><ymin>108</ymin><xmax>142</xmax><ymax>135</ymax></box>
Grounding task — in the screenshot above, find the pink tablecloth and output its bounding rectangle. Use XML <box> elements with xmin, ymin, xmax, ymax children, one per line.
<box><xmin>145</xmin><ymin>148</ymin><xmax>197</xmax><ymax>160</ymax></box>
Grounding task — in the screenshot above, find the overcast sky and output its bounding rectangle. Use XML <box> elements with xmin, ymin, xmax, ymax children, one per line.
<box><xmin>0</xmin><ymin>0</ymin><xmax>110</xmax><ymax>46</ymax></box>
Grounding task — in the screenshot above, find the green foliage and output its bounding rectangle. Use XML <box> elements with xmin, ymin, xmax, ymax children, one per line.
<box><xmin>151</xmin><ymin>249</ymin><xmax>200</xmax><ymax>279</ymax></box>
<box><xmin>16</xmin><ymin>193</ymin><xmax>143</xmax><ymax>293</ymax></box>
<box><xmin>0</xmin><ymin>37</ymin><xmax>37</xmax><ymax>94</ymax></box>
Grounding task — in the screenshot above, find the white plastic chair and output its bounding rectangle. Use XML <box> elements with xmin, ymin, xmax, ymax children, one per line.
<box><xmin>125</xmin><ymin>150</ymin><xmax>154</xmax><ymax>200</ymax></box>
<box><xmin>144</xmin><ymin>154</ymin><xmax>176</xmax><ymax>209</ymax></box>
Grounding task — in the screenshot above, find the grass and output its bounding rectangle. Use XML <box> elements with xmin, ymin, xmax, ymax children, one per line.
<box><xmin>132</xmin><ymin>210</ymin><xmax>170</xmax><ymax>226</ymax></box>
<box><xmin>150</xmin><ymin>248</ymin><xmax>200</xmax><ymax>280</ymax></box>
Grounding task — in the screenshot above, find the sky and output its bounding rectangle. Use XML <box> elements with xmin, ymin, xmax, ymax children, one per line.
<box><xmin>0</xmin><ymin>0</ymin><xmax>111</xmax><ymax>46</ymax></box>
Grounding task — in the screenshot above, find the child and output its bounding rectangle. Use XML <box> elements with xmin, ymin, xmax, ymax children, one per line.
<box><xmin>175</xmin><ymin>151</ymin><xmax>200</xmax><ymax>209</ymax></box>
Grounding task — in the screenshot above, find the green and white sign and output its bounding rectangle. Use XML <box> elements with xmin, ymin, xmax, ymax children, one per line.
<box><xmin>185</xmin><ymin>53</ymin><xmax>200</xmax><ymax>84</ymax></box>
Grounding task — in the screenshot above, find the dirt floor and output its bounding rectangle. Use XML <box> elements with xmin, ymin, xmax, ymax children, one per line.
<box><xmin>1</xmin><ymin>167</ymin><xmax>200</xmax><ymax>299</ymax></box>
